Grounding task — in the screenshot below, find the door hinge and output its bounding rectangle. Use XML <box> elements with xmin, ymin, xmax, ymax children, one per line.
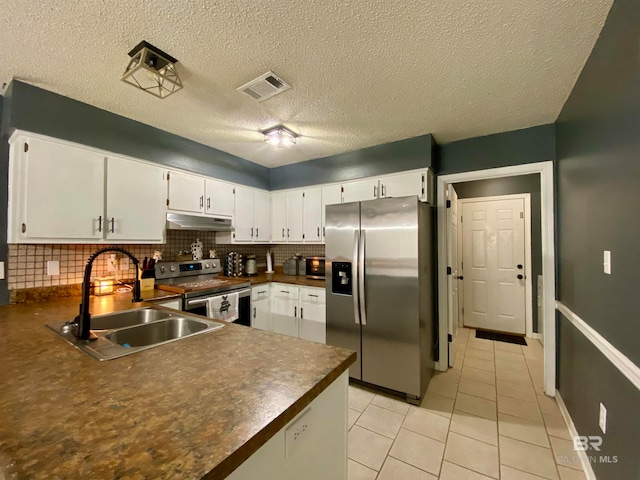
<box><xmin>520</xmin><ymin>212</ymin><xmax>524</xmax><ymax>219</ymax></box>
<box><xmin>447</xmin><ymin>266</ymin><xmax>452</xmax><ymax>275</ymax></box>
<box><xmin>24</xmin><ymin>143</ymin><xmax>29</xmax><ymax>153</ymax></box>
<box><xmin>446</xmin><ymin>200</ymin><xmax>451</xmax><ymax>208</ymax></box>
<box><xmin>448</xmin><ymin>334</ymin><xmax>452</xmax><ymax>342</ymax></box>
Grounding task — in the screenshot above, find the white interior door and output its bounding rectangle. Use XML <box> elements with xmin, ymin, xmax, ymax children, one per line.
<box><xmin>462</xmin><ymin>197</ymin><xmax>526</xmax><ymax>334</ymax></box>
<box><xmin>447</xmin><ymin>185</ymin><xmax>460</xmax><ymax>366</ymax></box>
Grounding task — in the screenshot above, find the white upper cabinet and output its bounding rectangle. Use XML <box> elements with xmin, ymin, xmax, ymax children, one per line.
<box><xmin>379</xmin><ymin>170</ymin><xmax>432</xmax><ymax>202</ymax></box>
<box><xmin>286</xmin><ymin>191</ymin><xmax>304</xmax><ymax>242</ymax></box>
<box><xmin>254</xmin><ymin>190</ymin><xmax>271</xmax><ymax>242</ymax></box>
<box><xmin>321</xmin><ymin>184</ymin><xmax>343</xmax><ymax>242</ymax></box>
<box><xmin>12</xmin><ymin>136</ymin><xmax>105</xmax><ymax>241</ymax></box>
<box><xmin>8</xmin><ymin>132</ymin><xmax>168</xmax><ymax>243</ymax></box>
<box><xmin>205</xmin><ymin>179</ymin><xmax>234</xmax><ymax>217</ymax></box>
<box><xmin>233</xmin><ymin>186</ymin><xmax>255</xmax><ymax>242</ymax></box>
<box><xmin>303</xmin><ymin>187</ymin><xmax>322</xmax><ymax>243</ymax></box>
<box><xmin>271</xmin><ymin>192</ymin><xmax>288</xmax><ymax>242</ymax></box>
<box><xmin>167</xmin><ymin>171</ymin><xmax>205</xmax><ymax>214</ymax></box>
<box><xmin>106</xmin><ymin>156</ymin><xmax>166</xmax><ymax>242</ymax></box>
<box><xmin>342</xmin><ymin>178</ymin><xmax>380</xmax><ymax>203</ymax></box>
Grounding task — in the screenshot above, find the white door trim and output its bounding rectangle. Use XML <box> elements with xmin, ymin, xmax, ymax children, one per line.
<box><xmin>436</xmin><ymin>161</ymin><xmax>556</xmax><ymax>397</ymax></box>
<box><xmin>459</xmin><ymin>193</ymin><xmax>533</xmax><ymax>337</ymax></box>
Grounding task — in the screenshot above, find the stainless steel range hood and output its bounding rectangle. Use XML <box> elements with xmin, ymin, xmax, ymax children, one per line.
<box><xmin>166</xmin><ymin>213</ymin><xmax>234</xmax><ymax>232</ymax></box>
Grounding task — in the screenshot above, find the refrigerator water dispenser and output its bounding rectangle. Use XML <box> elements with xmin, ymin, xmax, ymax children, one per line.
<box><xmin>331</xmin><ymin>262</ymin><xmax>352</xmax><ymax>295</ymax></box>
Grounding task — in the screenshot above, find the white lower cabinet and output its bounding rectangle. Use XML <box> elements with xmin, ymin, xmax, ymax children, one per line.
<box><xmin>251</xmin><ymin>285</ymin><xmax>271</xmax><ymax>331</ymax></box>
<box><xmin>156</xmin><ymin>299</ymin><xmax>182</xmax><ymax>310</ymax></box>
<box><xmin>271</xmin><ymin>284</ymin><xmax>300</xmax><ymax>337</ymax></box>
<box><xmin>299</xmin><ymin>287</ymin><xmax>326</xmax><ymax>344</ymax></box>
<box><xmin>254</xmin><ymin>283</ymin><xmax>326</xmax><ymax>343</ymax></box>
<box><xmin>227</xmin><ymin>371</ymin><xmax>347</xmax><ymax>480</ymax></box>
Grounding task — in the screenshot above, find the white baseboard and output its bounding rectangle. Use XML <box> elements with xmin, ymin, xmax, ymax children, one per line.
<box><xmin>555</xmin><ymin>390</ymin><xmax>597</xmax><ymax>480</ymax></box>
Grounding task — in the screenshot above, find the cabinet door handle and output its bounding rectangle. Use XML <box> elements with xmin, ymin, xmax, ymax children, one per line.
<box><xmin>258</xmin><ymin>290</ymin><xmax>267</xmax><ymax>294</ymax></box>
<box><xmin>256</xmin><ymin>227</ymin><xmax>259</xmax><ymax>238</ymax></box>
<box><xmin>281</xmin><ymin>290</ymin><xmax>290</xmax><ymax>294</ymax></box>
<box><xmin>300</xmin><ymin>307</ymin><xmax>303</xmax><ymax>319</ymax></box>
<box><xmin>251</xmin><ymin>227</ymin><xmax>254</xmax><ymax>238</ymax></box>
<box><xmin>287</xmin><ymin>228</ymin><xmax>290</xmax><ymax>238</ymax></box>
<box><xmin>207</xmin><ymin>197</ymin><xmax>211</xmax><ymax>210</ymax></box>
<box><xmin>282</xmin><ymin>228</ymin><xmax>285</xmax><ymax>238</ymax></box>
<box><xmin>98</xmin><ymin>215</ymin><xmax>102</xmax><ymax>232</ymax></box>
<box><xmin>253</xmin><ymin>307</ymin><xmax>256</xmax><ymax>319</ymax></box>
<box><xmin>308</xmin><ymin>294</ymin><xmax>319</xmax><ymax>298</ymax></box>
<box><xmin>373</xmin><ymin>185</ymin><xmax>377</xmax><ymax>197</ymax></box>
<box><xmin>323</xmin><ymin>226</ymin><xmax>326</xmax><ymax>237</ymax></box>
<box><xmin>382</xmin><ymin>184</ymin><xmax>386</xmax><ymax>197</ymax></box>
<box><xmin>317</xmin><ymin>226</ymin><xmax>320</xmax><ymax>237</ymax></box>
<box><xmin>110</xmin><ymin>217</ymin><xmax>115</xmax><ymax>233</ymax></box>
<box><xmin>294</xmin><ymin>306</ymin><xmax>297</xmax><ymax>317</ymax></box>
<box><xmin>200</xmin><ymin>195</ymin><xmax>204</xmax><ymax>208</ymax></box>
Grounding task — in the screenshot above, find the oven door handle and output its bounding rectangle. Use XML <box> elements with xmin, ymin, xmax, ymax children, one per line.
<box><xmin>185</xmin><ymin>288</ymin><xmax>251</xmax><ymax>308</ymax></box>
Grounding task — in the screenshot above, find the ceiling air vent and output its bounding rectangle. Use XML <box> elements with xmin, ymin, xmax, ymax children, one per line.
<box><xmin>236</xmin><ymin>71</ymin><xmax>291</xmax><ymax>102</ymax></box>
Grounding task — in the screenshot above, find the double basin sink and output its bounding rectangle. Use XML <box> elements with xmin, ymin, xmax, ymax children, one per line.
<box><xmin>47</xmin><ymin>307</ymin><xmax>224</xmax><ymax>361</ymax></box>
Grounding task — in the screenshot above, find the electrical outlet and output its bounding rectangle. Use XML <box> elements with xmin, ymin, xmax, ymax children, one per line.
<box><xmin>108</xmin><ymin>254</ymin><xmax>118</xmax><ymax>272</ymax></box>
<box><xmin>599</xmin><ymin>403</ymin><xmax>607</xmax><ymax>434</ymax></box>
<box><xmin>120</xmin><ymin>257</ymin><xmax>130</xmax><ymax>271</ymax></box>
<box><xmin>46</xmin><ymin>260</ymin><xmax>60</xmax><ymax>276</ymax></box>
<box><xmin>603</xmin><ymin>250</ymin><xmax>611</xmax><ymax>275</ymax></box>
<box><xmin>285</xmin><ymin>408</ymin><xmax>311</xmax><ymax>458</ymax></box>
<box><xmin>0</xmin><ymin>261</ymin><xmax>4</xmax><ymax>280</ymax></box>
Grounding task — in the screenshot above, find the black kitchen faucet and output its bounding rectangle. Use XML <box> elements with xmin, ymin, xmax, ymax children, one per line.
<box><xmin>72</xmin><ymin>247</ymin><xmax>144</xmax><ymax>341</ymax></box>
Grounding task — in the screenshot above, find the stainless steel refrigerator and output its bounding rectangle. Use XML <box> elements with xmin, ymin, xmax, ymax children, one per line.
<box><xmin>325</xmin><ymin>196</ymin><xmax>435</xmax><ymax>403</ymax></box>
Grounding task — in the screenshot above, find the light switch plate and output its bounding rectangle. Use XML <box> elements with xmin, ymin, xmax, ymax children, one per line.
<box><xmin>0</xmin><ymin>261</ymin><xmax>5</xmax><ymax>280</ymax></box>
<box><xmin>120</xmin><ymin>257</ymin><xmax>130</xmax><ymax>271</ymax></box>
<box><xmin>46</xmin><ymin>260</ymin><xmax>60</xmax><ymax>276</ymax></box>
<box><xmin>285</xmin><ymin>408</ymin><xmax>311</xmax><ymax>458</ymax></box>
<box><xmin>599</xmin><ymin>402</ymin><xmax>607</xmax><ymax>434</ymax></box>
<box><xmin>603</xmin><ymin>250</ymin><xmax>611</xmax><ymax>275</ymax></box>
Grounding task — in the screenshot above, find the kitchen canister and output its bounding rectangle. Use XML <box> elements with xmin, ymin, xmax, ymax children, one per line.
<box><xmin>245</xmin><ymin>255</ymin><xmax>257</xmax><ymax>276</ymax></box>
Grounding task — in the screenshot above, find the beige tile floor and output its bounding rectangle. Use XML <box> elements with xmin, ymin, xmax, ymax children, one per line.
<box><xmin>347</xmin><ymin>327</ymin><xmax>586</xmax><ymax>480</ymax></box>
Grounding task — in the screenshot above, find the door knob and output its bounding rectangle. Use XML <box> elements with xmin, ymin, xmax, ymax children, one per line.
<box><xmin>517</xmin><ymin>264</ymin><xmax>523</xmax><ymax>269</ymax></box>
<box><xmin>517</xmin><ymin>274</ymin><xmax>524</xmax><ymax>280</ymax></box>
<box><xmin>457</xmin><ymin>275</ymin><xmax>464</xmax><ymax>280</ymax></box>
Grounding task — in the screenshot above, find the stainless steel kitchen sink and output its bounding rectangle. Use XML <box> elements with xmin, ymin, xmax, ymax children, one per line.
<box><xmin>90</xmin><ymin>308</ymin><xmax>175</xmax><ymax>330</ymax></box>
<box><xmin>106</xmin><ymin>318</ymin><xmax>211</xmax><ymax>347</ymax></box>
<box><xmin>46</xmin><ymin>307</ymin><xmax>224</xmax><ymax>361</ymax></box>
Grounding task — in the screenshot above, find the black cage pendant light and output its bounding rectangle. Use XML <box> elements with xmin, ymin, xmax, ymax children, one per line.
<box><xmin>121</xmin><ymin>41</ymin><xmax>183</xmax><ymax>99</ymax></box>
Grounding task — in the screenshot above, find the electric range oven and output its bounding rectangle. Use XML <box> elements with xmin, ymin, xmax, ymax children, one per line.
<box><xmin>154</xmin><ymin>259</ymin><xmax>252</xmax><ymax>326</ymax></box>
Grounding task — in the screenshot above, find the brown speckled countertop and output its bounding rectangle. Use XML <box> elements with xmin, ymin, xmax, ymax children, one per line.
<box><xmin>0</xmin><ymin>293</ymin><xmax>355</xmax><ymax>479</ymax></box>
<box><xmin>227</xmin><ymin>273</ymin><xmax>325</xmax><ymax>289</ymax></box>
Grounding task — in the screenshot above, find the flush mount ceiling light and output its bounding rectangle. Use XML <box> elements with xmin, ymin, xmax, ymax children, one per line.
<box><xmin>262</xmin><ymin>125</ymin><xmax>298</xmax><ymax>147</ymax></box>
<box><xmin>121</xmin><ymin>41</ymin><xmax>182</xmax><ymax>99</ymax></box>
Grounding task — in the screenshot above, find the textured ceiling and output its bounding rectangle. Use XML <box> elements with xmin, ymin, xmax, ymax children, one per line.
<box><xmin>0</xmin><ymin>1</ymin><xmax>613</xmax><ymax>167</ymax></box>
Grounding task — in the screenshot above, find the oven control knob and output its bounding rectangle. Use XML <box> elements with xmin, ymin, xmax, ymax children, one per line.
<box><xmin>204</xmin><ymin>263</ymin><xmax>210</xmax><ymax>269</ymax></box>
<box><xmin>170</xmin><ymin>266</ymin><xmax>176</xmax><ymax>272</ymax></box>
<box><xmin>160</xmin><ymin>266</ymin><xmax>166</xmax><ymax>273</ymax></box>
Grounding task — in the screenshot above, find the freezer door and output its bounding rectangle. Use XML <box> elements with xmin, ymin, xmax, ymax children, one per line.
<box><xmin>326</xmin><ymin>202</ymin><xmax>362</xmax><ymax>379</ymax></box>
<box><xmin>360</xmin><ymin>197</ymin><xmax>421</xmax><ymax>396</ymax></box>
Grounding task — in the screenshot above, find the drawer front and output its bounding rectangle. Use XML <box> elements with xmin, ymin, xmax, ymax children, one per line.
<box><xmin>272</xmin><ymin>283</ymin><xmax>299</xmax><ymax>300</ymax></box>
<box><xmin>251</xmin><ymin>284</ymin><xmax>271</xmax><ymax>301</ymax></box>
<box><xmin>300</xmin><ymin>287</ymin><xmax>325</xmax><ymax>304</ymax></box>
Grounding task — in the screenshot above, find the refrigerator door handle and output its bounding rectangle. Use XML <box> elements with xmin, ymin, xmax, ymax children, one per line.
<box><xmin>359</xmin><ymin>229</ymin><xmax>367</xmax><ymax>326</ymax></box>
<box><xmin>352</xmin><ymin>230</ymin><xmax>360</xmax><ymax>325</ymax></box>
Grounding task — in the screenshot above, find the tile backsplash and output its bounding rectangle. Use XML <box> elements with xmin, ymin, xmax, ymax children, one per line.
<box><xmin>7</xmin><ymin>231</ymin><xmax>324</xmax><ymax>294</ymax></box>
